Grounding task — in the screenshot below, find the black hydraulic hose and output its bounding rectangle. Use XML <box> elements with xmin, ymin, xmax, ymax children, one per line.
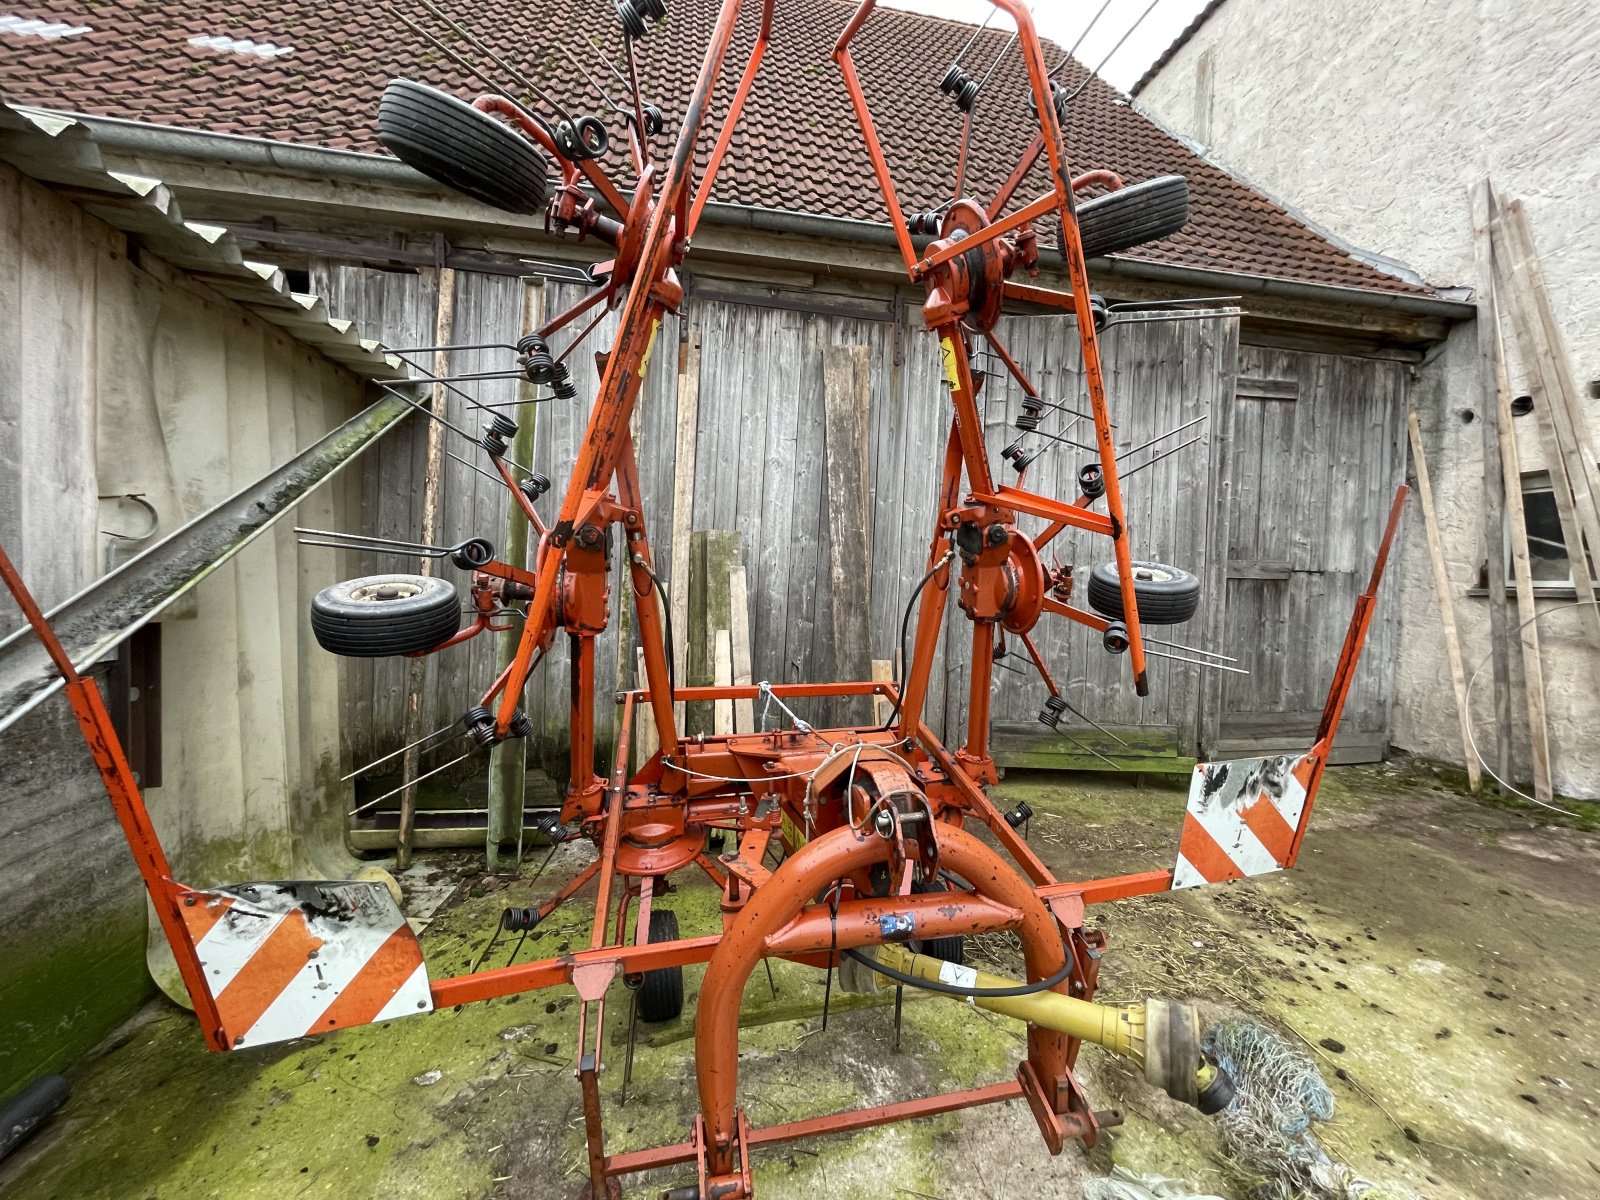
<box><xmin>842</xmin><ymin>946</ymin><xmax>1074</xmax><ymax>999</ymax></box>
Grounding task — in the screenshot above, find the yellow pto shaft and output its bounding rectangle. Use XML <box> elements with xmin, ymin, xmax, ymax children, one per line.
<box><xmin>868</xmin><ymin>944</ymin><xmax>1232</xmax><ymax>1112</ymax></box>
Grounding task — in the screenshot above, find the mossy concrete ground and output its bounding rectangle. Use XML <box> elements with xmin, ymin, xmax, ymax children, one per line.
<box><xmin>3</xmin><ymin>761</ymin><xmax>1596</xmax><ymax>1199</ymax></box>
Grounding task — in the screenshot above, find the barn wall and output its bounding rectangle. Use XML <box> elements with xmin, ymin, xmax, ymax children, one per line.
<box><xmin>316</xmin><ymin>260</ymin><xmax>1443</xmax><ymax>793</ymax></box>
<box><xmin>0</xmin><ymin>162</ymin><xmax>369</xmax><ymax>1098</ymax></box>
<box><xmin>1136</xmin><ymin>0</ymin><xmax>1600</xmax><ymax>794</ymax></box>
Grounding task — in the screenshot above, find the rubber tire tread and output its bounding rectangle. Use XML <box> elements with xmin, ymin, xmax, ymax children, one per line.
<box><xmin>310</xmin><ymin>575</ymin><xmax>462</xmax><ymax>657</ymax></box>
<box><xmin>910</xmin><ymin>879</ymin><xmax>964</xmax><ymax>965</ymax></box>
<box><xmin>1085</xmin><ymin>560</ymin><xmax>1201</xmax><ymax>625</ymax></box>
<box><xmin>378</xmin><ymin>80</ymin><xmax>549</xmax><ymax>215</ymax></box>
<box><xmin>638</xmin><ymin>909</ymin><xmax>685</xmax><ymax>1023</ymax></box>
<box><xmin>1063</xmin><ymin>175</ymin><xmax>1190</xmax><ymax>261</ymax></box>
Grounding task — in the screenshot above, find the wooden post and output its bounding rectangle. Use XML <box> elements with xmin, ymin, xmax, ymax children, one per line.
<box><xmin>634</xmin><ymin>647</ymin><xmax>659</xmax><ymax>763</ymax></box>
<box><xmin>686</xmin><ymin>530</ymin><xmax>738</xmax><ymax>735</ymax></box>
<box><xmin>871</xmin><ymin>658</ymin><xmax>894</xmax><ymax>726</ymax></box>
<box><xmin>397</xmin><ymin>265</ymin><xmax>456</xmax><ymax>870</ymax></box>
<box><xmin>669</xmin><ymin>331</ymin><xmax>701</xmax><ymax>731</ymax></box>
<box><xmin>729</xmin><ymin>564</ymin><xmax>754</xmax><ymax>733</ymax></box>
<box><xmin>1491</xmin><ymin>287</ymin><xmax>1554</xmax><ymax>804</ymax></box>
<box><xmin>1406</xmin><ymin>410</ymin><xmax>1481</xmax><ymax>792</ymax></box>
<box><xmin>713</xmin><ymin>629</ymin><xmax>734</xmax><ymax>736</ymax></box>
<box><xmin>822</xmin><ymin>344</ymin><xmax>873</xmax><ymax>727</ymax></box>
<box><xmin>486</xmin><ymin>277</ymin><xmax>543</xmax><ymax>869</ymax></box>
<box><xmin>1492</xmin><ymin>198</ymin><xmax>1600</xmax><ymax>649</ymax></box>
<box><xmin>1469</xmin><ymin>181</ymin><xmax>1514</xmax><ymax>788</ymax></box>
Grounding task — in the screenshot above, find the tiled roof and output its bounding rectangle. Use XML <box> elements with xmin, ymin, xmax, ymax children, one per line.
<box><xmin>0</xmin><ymin>0</ymin><xmax>1430</xmax><ymax>296</ymax></box>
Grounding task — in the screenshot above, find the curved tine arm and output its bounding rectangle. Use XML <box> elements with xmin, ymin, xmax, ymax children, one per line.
<box><xmin>473</xmin><ymin>95</ymin><xmax>631</xmax><ymax>219</ymax></box>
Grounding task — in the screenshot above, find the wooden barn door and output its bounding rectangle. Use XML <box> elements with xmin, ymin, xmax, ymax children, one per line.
<box><xmin>1206</xmin><ymin>346</ymin><xmax>1407</xmax><ymax>762</ymax></box>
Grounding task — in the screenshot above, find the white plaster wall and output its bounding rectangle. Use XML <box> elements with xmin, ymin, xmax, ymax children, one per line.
<box><xmin>1138</xmin><ymin>0</ymin><xmax>1600</xmax><ymax>796</ymax></box>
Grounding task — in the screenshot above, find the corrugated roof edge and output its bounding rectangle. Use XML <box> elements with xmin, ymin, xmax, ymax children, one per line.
<box><xmin>1129</xmin><ymin>0</ymin><xmax>1231</xmax><ymax>98</ymax></box>
<box><xmin>0</xmin><ymin>101</ymin><xmax>404</xmax><ymax>381</ymax></box>
<box><xmin>58</xmin><ymin>106</ymin><xmax>1473</xmax><ymax>320</ymax></box>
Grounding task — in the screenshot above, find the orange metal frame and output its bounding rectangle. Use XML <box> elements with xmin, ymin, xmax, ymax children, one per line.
<box><xmin>0</xmin><ymin>2</ymin><xmax>1412</xmax><ymax>1196</ymax></box>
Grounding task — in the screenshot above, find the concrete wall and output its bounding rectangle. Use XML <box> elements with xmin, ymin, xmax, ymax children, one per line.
<box><xmin>1137</xmin><ymin>0</ymin><xmax>1600</xmax><ymax>796</ymax></box>
<box><xmin>0</xmin><ymin>160</ymin><xmax>369</xmax><ymax>1098</ymax></box>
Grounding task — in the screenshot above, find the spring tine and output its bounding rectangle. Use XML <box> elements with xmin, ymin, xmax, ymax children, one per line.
<box><xmin>408</xmin><ymin>0</ymin><xmax>573</xmax><ymax>122</ymax></box>
<box><xmin>1050</xmin><ymin>0</ymin><xmax>1116</xmax><ymax>77</ymax></box>
<box><xmin>1142</xmin><ymin>646</ymin><xmax>1251</xmax><ymax>675</ymax></box>
<box><xmin>554</xmin><ymin>36</ymin><xmax>623</xmax><ymax>112</ymax></box>
<box><xmin>973</xmin><ymin>30</ymin><xmax>1018</xmax><ymax>95</ymax></box>
<box><xmin>1106</xmin><ymin>312</ymin><xmax>1243</xmax><ymax>330</ymax></box>
<box><xmin>1141</xmin><ymin>635</ymin><xmax>1240</xmax><ymax>663</ymax></box>
<box><xmin>350</xmin><ymin>750</ymin><xmax>474</xmax><ymax>817</ymax></box>
<box><xmin>1118</xmin><ymin>434</ymin><xmax>1207</xmax><ymax>481</ymax></box>
<box><xmin>516</xmin><ymin>258</ymin><xmax>604</xmax><ymax>285</ymax></box>
<box><xmin>379</xmin><ymin>370</ymin><xmax>527</xmax><ymax>385</ymax></box>
<box><xmin>1107</xmin><ymin>296</ymin><xmax>1242</xmax><ymax>312</ymax></box>
<box><xmin>1054</xmin><ymin>727</ymin><xmax>1123</xmax><ymax>770</ymax></box>
<box><xmin>387</xmin><ymin>4</ymin><xmax>503</xmax><ymax>99</ymax></box>
<box><xmin>1064</xmin><ymin>0</ymin><xmax>1163</xmax><ymax>102</ymax></box>
<box><xmin>1024</xmin><ymin>425</ymin><xmax>1098</xmax><ymax>454</ymax></box>
<box><xmin>379</xmin><ymin>385</ymin><xmax>538</xmax><ymax>478</ymax></box>
<box><xmin>950</xmin><ymin>6</ymin><xmax>997</xmax><ymax>67</ymax></box>
<box><xmin>1061</xmin><ymin>698</ymin><xmax>1129</xmax><ymax>746</ymax></box>
<box><xmin>384</xmin><ymin>354</ymin><xmax>503</xmax><ymax>417</ymax></box>
<box><xmin>448</xmin><ymin>450</ymin><xmax>508</xmax><ymax>486</ymax></box>
<box><xmin>293</xmin><ymin>527</ymin><xmax>451</xmax><ymax>555</ymax></box>
<box><xmin>1118</xmin><ymin>414</ymin><xmax>1208</xmax><ymax>461</ymax></box>
<box><xmin>342</xmin><ymin>723</ymin><xmax>465</xmax><ymax>782</ymax></box>
<box><xmin>387</xmin><ymin>341</ymin><xmax>519</xmax><ymax>355</ymax></box>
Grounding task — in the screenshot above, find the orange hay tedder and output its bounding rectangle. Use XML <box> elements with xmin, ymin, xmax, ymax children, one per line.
<box><xmin>0</xmin><ymin>2</ymin><xmax>1407</xmax><ymax>1196</ymax></box>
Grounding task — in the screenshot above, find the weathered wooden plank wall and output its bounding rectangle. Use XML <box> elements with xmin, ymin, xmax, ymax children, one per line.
<box><xmin>1213</xmin><ymin>345</ymin><xmax>1408</xmax><ymax>759</ymax></box>
<box><xmin>317</xmin><ymin>262</ymin><xmax>1401</xmax><ymax>783</ymax></box>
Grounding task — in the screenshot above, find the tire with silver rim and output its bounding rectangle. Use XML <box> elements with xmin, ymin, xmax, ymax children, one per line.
<box><xmin>1086</xmin><ymin>560</ymin><xmax>1200</xmax><ymax>625</ymax></box>
<box><xmin>309</xmin><ymin>573</ymin><xmax>461</xmax><ymax>657</ymax></box>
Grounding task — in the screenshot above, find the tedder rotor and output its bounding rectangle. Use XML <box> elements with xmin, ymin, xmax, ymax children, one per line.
<box><xmin>0</xmin><ymin>2</ymin><xmax>1409</xmax><ymax>1197</ymax></box>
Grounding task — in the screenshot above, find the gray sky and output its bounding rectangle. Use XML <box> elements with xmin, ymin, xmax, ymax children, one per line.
<box><xmin>878</xmin><ymin>0</ymin><xmax>1213</xmax><ymax>93</ymax></box>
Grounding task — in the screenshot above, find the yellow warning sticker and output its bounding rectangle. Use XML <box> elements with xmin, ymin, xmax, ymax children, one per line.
<box><xmin>939</xmin><ymin>336</ymin><xmax>960</xmax><ymax>391</ymax></box>
<box><xmin>639</xmin><ymin>318</ymin><xmax>661</xmax><ymax>380</ymax></box>
<box><xmin>781</xmin><ymin>809</ymin><xmax>807</xmax><ymax>852</ymax></box>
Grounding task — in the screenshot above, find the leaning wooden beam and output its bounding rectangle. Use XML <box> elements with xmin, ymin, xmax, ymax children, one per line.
<box><xmin>1492</xmin><ymin>197</ymin><xmax>1600</xmax><ymax>647</ymax></box>
<box><xmin>669</xmin><ymin>330</ymin><xmax>702</xmax><ymax>730</ymax></box>
<box><xmin>728</xmin><ymin>564</ymin><xmax>754</xmax><ymax>733</ymax></box>
<box><xmin>1469</xmin><ymin>180</ymin><xmax>1515</xmax><ymax>786</ymax></box>
<box><xmin>0</xmin><ymin>390</ymin><xmax>414</xmax><ymax>734</ymax></box>
<box><xmin>1406</xmin><ymin>410</ymin><xmax>1481</xmax><ymax>792</ymax></box>
<box><xmin>486</xmin><ymin>277</ymin><xmax>544</xmax><ymax>870</ymax></box>
<box><xmin>398</xmin><ymin>265</ymin><xmax>458</xmax><ymax>871</ymax></box>
<box><xmin>823</xmin><ymin>343</ymin><xmax>873</xmax><ymax>728</ymax></box>
<box><xmin>1491</xmin><ymin>285</ymin><xmax>1554</xmax><ymax>804</ymax></box>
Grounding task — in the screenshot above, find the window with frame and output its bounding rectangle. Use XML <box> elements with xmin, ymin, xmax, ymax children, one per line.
<box><xmin>1507</xmin><ymin>471</ymin><xmax>1597</xmax><ymax>595</ymax></box>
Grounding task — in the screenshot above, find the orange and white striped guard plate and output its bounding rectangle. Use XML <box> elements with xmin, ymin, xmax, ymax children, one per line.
<box><xmin>178</xmin><ymin>880</ymin><xmax>432</xmax><ymax>1049</ymax></box>
<box><xmin>1172</xmin><ymin>754</ymin><xmax>1311</xmax><ymax>889</ymax></box>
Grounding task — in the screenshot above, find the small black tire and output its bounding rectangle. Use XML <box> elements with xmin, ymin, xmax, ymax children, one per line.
<box><xmin>910</xmin><ymin>879</ymin><xmax>964</xmax><ymax>965</ymax></box>
<box><xmin>309</xmin><ymin>573</ymin><xmax>461</xmax><ymax>657</ymax></box>
<box><xmin>378</xmin><ymin>79</ymin><xmax>550</xmax><ymax>215</ymax></box>
<box><xmin>1062</xmin><ymin>174</ymin><xmax>1190</xmax><ymax>262</ymax></box>
<box><xmin>638</xmin><ymin>909</ymin><xmax>684</xmax><ymax>1023</ymax></box>
<box><xmin>1086</xmin><ymin>560</ymin><xmax>1201</xmax><ymax>626</ymax></box>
